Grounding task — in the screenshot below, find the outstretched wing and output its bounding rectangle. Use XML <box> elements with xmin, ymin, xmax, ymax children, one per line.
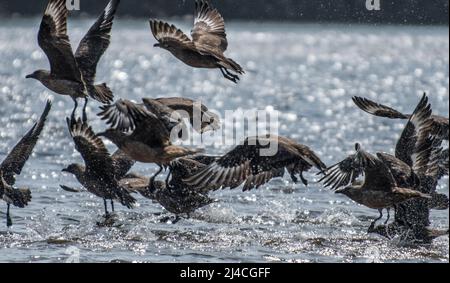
<box><xmin>184</xmin><ymin>136</ymin><xmax>301</xmax><ymax>192</ymax></box>
<box><xmin>67</xmin><ymin>117</ymin><xmax>115</xmax><ymax>179</ymax></box>
<box><xmin>395</xmin><ymin>94</ymin><xmax>434</xmax><ymax>167</ymax></box>
<box><xmin>319</xmin><ymin>151</ymin><xmax>363</xmax><ymax>191</ymax></box>
<box><xmin>75</xmin><ymin>0</ymin><xmax>120</xmax><ymax>85</ymax></box>
<box><xmin>149</xmin><ymin>19</ymin><xmax>195</xmax><ymax>50</ymax></box>
<box><xmin>413</xmin><ymin>129</ymin><xmax>444</xmax><ymax>179</ymax></box>
<box><xmin>98</xmin><ymin>99</ymin><xmax>175</xmax><ymax>145</ymax></box>
<box><xmin>98</xmin><ymin>99</ymin><xmax>155</xmax><ymax>132</ymax></box>
<box><xmin>38</xmin><ymin>0</ymin><xmax>83</xmax><ymax>82</ymax></box>
<box><xmin>320</xmin><ymin>143</ymin><xmax>395</xmax><ymax>192</ymax></box>
<box><xmin>1</xmin><ymin>100</ymin><xmax>52</xmax><ymax>185</ymax></box>
<box><xmin>191</xmin><ymin>0</ymin><xmax>228</xmax><ymax>53</ymax></box>
<box><xmin>435</xmin><ymin>148</ymin><xmax>449</xmax><ymax>180</ymax></box>
<box><xmin>352</xmin><ymin>96</ymin><xmax>409</xmax><ymax>119</ymax></box>
<box><xmin>155</xmin><ymin>97</ymin><xmax>221</xmax><ymax>133</ymax></box>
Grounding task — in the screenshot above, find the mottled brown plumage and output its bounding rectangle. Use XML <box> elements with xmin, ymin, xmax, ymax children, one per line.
<box><xmin>98</xmin><ymin>97</ymin><xmax>220</xmax><ymax>134</ymax></box>
<box><xmin>184</xmin><ymin>135</ymin><xmax>327</xmax><ymax>192</ymax></box>
<box><xmin>26</xmin><ymin>0</ymin><xmax>119</xmax><ymax>120</ymax></box>
<box><xmin>321</xmin><ymin>95</ymin><xmax>438</xmax><ymax>227</ymax></box>
<box><xmin>119</xmin><ymin>157</ymin><xmax>217</xmax><ymax>219</ymax></box>
<box><xmin>0</xmin><ymin>100</ymin><xmax>51</xmax><ymax>227</ymax></box>
<box><xmin>149</xmin><ymin>0</ymin><xmax>244</xmax><ymax>83</ymax></box>
<box><xmin>62</xmin><ymin>117</ymin><xmax>136</xmax><ymax>215</ymax></box>
<box><xmin>97</xmin><ymin>99</ymin><xmax>204</xmax><ymax>184</ymax></box>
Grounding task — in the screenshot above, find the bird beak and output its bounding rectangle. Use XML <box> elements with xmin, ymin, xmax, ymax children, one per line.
<box><xmin>153</xmin><ymin>43</ymin><xmax>161</xmax><ymax>48</ymax></box>
<box><xmin>25</xmin><ymin>74</ymin><xmax>33</xmax><ymax>79</ymax></box>
<box><xmin>61</xmin><ymin>168</ymin><xmax>69</xmax><ymax>173</ymax></box>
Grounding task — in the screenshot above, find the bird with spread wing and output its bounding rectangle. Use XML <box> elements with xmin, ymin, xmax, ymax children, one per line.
<box><xmin>62</xmin><ymin>117</ymin><xmax>136</xmax><ymax>217</ymax></box>
<box><xmin>27</xmin><ymin>0</ymin><xmax>120</xmax><ymax>121</ymax></box>
<box><xmin>1</xmin><ymin>100</ymin><xmax>51</xmax><ymax>227</ymax></box>
<box><xmin>149</xmin><ymin>0</ymin><xmax>244</xmax><ymax>83</ymax></box>
<box><xmin>97</xmin><ymin>99</ymin><xmax>206</xmax><ymax>189</ymax></box>
<box><xmin>320</xmin><ymin>94</ymin><xmax>441</xmax><ymax>228</ymax></box>
<box><xmin>184</xmin><ymin>135</ymin><xmax>327</xmax><ymax>192</ymax></box>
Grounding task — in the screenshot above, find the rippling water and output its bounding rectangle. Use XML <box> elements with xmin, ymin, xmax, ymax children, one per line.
<box><xmin>0</xmin><ymin>19</ymin><xmax>448</xmax><ymax>263</ymax></box>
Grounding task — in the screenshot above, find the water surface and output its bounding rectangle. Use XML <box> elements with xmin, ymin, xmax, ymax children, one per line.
<box><xmin>0</xmin><ymin>19</ymin><xmax>448</xmax><ymax>263</ymax></box>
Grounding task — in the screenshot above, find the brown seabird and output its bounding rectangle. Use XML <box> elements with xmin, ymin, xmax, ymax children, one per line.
<box><xmin>98</xmin><ymin>97</ymin><xmax>220</xmax><ymax>135</ymax></box>
<box><xmin>149</xmin><ymin>0</ymin><xmax>245</xmax><ymax>83</ymax></box>
<box><xmin>320</xmin><ymin>95</ymin><xmax>438</xmax><ymax>227</ymax></box>
<box><xmin>0</xmin><ymin>100</ymin><xmax>52</xmax><ymax>227</ymax></box>
<box><xmin>26</xmin><ymin>0</ymin><xmax>119</xmax><ymax>121</ymax></box>
<box><xmin>352</xmin><ymin>94</ymin><xmax>449</xmax><ymax>143</ymax></box>
<box><xmin>62</xmin><ymin>117</ymin><xmax>136</xmax><ymax>216</ymax></box>
<box><xmin>96</xmin><ymin>99</ymin><xmax>204</xmax><ymax>186</ymax></box>
<box><xmin>120</xmin><ymin>157</ymin><xmax>217</xmax><ymax>223</ymax></box>
<box><xmin>184</xmin><ymin>135</ymin><xmax>327</xmax><ymax>192</ymax></box>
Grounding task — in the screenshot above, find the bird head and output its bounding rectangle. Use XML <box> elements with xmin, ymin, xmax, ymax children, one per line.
<box><xmin>96</xmin><ymin>129</ymin><xmax>127</xmax><ymax>145</ymax></box>
<box><xmin>335</xmin><ymin>186</ymin><xmax>353</xmax><ymax>197</ymax></box>
<box><xmin>62</xmin><ymin>164</ymin><xmax>84</xmax><ymax>177</ymax></box>
<box><xmin>154</xmin><ymin>42</ymin><xmax>172</xmax><ymax>51</ymax></box>
<box><xmin>26</xmin><ymin>70</ymin><xmax>48</xmax><ymax>80</ymax></box>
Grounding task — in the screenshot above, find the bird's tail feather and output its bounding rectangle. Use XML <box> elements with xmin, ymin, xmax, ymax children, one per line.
<box><xmin>116</xmin><ymin>188</ymin><xmax>137</xmax><ymax>209</ymax></box>
<box><xmin>225</xmin><ymin>58</ymin><xmax>245</xmax><ymax>74</ymax></box>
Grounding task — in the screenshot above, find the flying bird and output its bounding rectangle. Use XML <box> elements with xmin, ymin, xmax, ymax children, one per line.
<box><xmin>184</xmin><ymin>135</ymin><xmax>327</xmax><ymax>192</ymax></box>
<box><xmin>0</xmin><ymin>100</ymin><xmax>52</xmax><ymax>227</ymax></box>
<box><xmin>62</xmin><ymin>117</ymin><xmax>136</xmax><ymax>217</ymax></box>
<box><xmin>320</xmin><ymin>95</ymin><xmax>438</xmax><ymax>227</ymax></box>
<box><xmin>149</xmin><ymin>0</ymin><xmax>244</xmax><ymax>83</ymax></box>
<box><xmin>120</xmin><ymin>157</ymin><xmax>217</xmax><ymax>223</ymax></box>
<box><xmin>97</xmin><ymin>99</ymin><xmax>205</xmax><ymax>187</ymax></box>
<box><xmin>98</xmin><ymin>97</ymin><xmax>220</xmax><ymax>135</ymax></box>
<box><xmin>27</xmin><ymin>0</ymin><xmax>120</xmax><ymax>121</ymax></box>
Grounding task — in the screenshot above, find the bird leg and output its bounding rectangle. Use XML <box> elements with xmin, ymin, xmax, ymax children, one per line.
<box><xmin>290</xmin><ymin>173</ymin><xmax>299</xmax><ymax>184</ymax></box>
<box><xmin>149</xmin><ymin>165</ymin><xmax>164</xmax><ymax>192</ymax></box>
<box><xmin>172</xmin><ymin>216</ymin><xmax>182</xmax><ymax>224</ymax></box>
<box><xmin>110</xmin><ymin>200</ymin><xmax>115</xmax><ymax>213</ymax></box>
<box><xmin>300</xmin><ymin>171</ymin><xmax>309</xmax><ymax>187</ymax></box>
<box><xmin>151</xmin><ymin>165</ymin><xmax>164</xmax><ymax>181</ymax></box>
<box><xmin>165</xmin><ymin>166</ymin><xmax>173</xmax><ymax>188</ymax></box>
<box><xmin>6</xmin><ymin>204</ymin><xmax>12</xmax><ymax>228</ymax></box>
<box><xmin>384</xmin><ymin>208</ymin><xmax>391</xmax><ymax>225</ymax></box>
<box><xmin>82</xmin><ymin>97</ymin><xmax>89</xmax><ymax>123</ymax></box>
<box><xmin>219</xmin><ymin>67</ymin><xmax>239</xmax><ymax>84</ymax></box>
<box><xmin>103</xmin><ymin>199</ymin><xmax>109</xmax><ymax>217</ymax></box>
<box><xmin>225</xmin><ymin>68</ymin><xmax>240</xmax><ymax>82</ymax></box>
<box><xmin>369</xmin><ymin>209</ymin><xmax>384</xmax><ymax>229</ymax></box>
<box><xmin>71</xmin><ymin>97</ymin><xmax>78</xmax><ymax>121</ymax></box>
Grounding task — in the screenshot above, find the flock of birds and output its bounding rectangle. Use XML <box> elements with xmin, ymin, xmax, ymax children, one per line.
<box><xmin>1</xmin><ymin>0</ymin><xmax>449</xmax><ymax>239</ymax></box>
